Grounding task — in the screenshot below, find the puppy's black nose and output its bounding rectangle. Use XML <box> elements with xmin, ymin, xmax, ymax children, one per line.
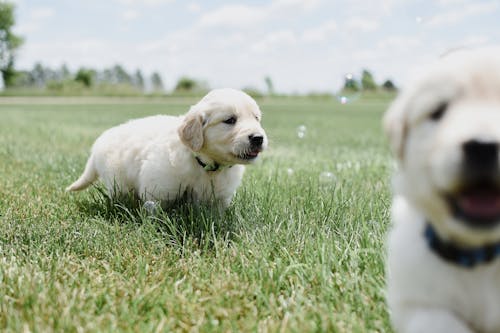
<box><xmin>463</xmin><ymin>140</ymin><xmax>499</xmax><ymax>179</ymax></box>
<box><xmin>249</xmin><ymin>134</ymin><xmax>264</xmax><ymax>147</ymax></box>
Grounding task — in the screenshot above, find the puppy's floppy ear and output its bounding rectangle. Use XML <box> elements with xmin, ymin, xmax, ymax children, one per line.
<box><xmin>178</xmin><ymin>111</ymin><xmax>204</xmax><ymax>152</ymax></box>
<box><xmin>383</xmin><ymin>96</ymin><xmax>408</xmax><ymax>161</ymax></box>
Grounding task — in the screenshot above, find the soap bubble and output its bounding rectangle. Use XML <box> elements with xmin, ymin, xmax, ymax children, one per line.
<box><xmin>319</xmin><ymin>171</ymin><xmax>336</xmax><ymax>185</ymax></box>
<box><xmin>143</xmin><ymin>200</ymin><xmax>158</xmax><ymax>215</ymax></box>
<box><xmin>297</xmin><ymin>125</ymin><xmax>307</xmax><ymax>139</ymax></box>
<box><xmin>334</xmin><ymin>73</ymin><xmax>362</xmax><ymax>105</ymax></box>
<box><xmin>286</xmin><ymin>168</ymin><xmax>294</xmax><ymax>176</ymax></box>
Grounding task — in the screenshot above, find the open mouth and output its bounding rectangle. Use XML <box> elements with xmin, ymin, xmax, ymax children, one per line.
<box><xmin>447</xmin><ymin>182</ymin><xmax>500</xmax><ymax>228</ymax></box>
<box><xmin>237</xmin><ymin>149</ymin><xmax>261</xmax><ymax>160</ymax></box>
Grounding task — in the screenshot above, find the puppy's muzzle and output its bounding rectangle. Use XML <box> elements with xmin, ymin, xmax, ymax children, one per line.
<box><xmin>249</xmin><ymin>134</ymin><xmax>264</xmax><ymax>149</ymax></box>
<box><xmin>463</xmin><ymin>140</ymin><xmax>499</xmax><ymax>182</ymax></box>
<box><xmin>446</xmin><ymin>139</ymin><xmax>500</xmax><ymax>228</ymax></box>
<box><xmin>236</xmin><ymin>133</ymin><xmax>266</xmax><ymax>161</ymax></box>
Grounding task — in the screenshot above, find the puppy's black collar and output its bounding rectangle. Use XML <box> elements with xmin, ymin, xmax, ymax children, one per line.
<box><xmin>195</xmin><ymin>155</ymin><xmax>221</xmax><ymax>172</ymax></box>
<box><xmin>194</xmin><ymin>154</ymin><xmax>234</xmax><ymax>172</ymax></box>
<box><xmin>424</xmin><ymin>223</ymin><xmax>500</xmax><ymax>268</ymax></box>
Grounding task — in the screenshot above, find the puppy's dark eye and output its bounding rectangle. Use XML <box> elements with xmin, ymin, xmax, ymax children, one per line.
<box><xmin>223</xmin><ymin>117</ymin><xmax>237</xmax><ymax>125</ymax></box>
<box><xmin>429</xmin><ymin>102</ymin><xmax>448</xmax><ymax>121</ymax></box>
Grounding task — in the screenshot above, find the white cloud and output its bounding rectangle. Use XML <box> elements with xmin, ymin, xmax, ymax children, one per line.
<box><xmin>15</xmin><ymin>6</ymin><xmax>55</xmax><ymax>34</ymax></box>
<box><xmin>122</xmin><ymin>9</ymin><xmax>140</xmax><ymax>21</ymax></box>
<box><xmin>199</xmin><ymin>5</ymin><xmax>267</xmax><ymax>28</ymax></box>
<box><xmin>346</xmin><ymin>17</ymin><xmax>380</xmax><ymax>33</ymax></box>
<box><xmin>199</xmin><ymin>0</ymin><xmax>322</xmax><ymax>28</ymax></box>
<box><xmin>302</xmin><ymin>20</ymin><xmax>337</xmax><ymax>42</ymax></box>
<box><xmin>15</xmin><ymin>22</ymin><xmax>38</xmax><ymax>35</ymax></box>
<box><xmin>115</xmin><ymin>0</ymin><xmax>175</xmax><ymax>6</ymax></box>
<box><xmin>455</xmin><ymin>35</ymin><xmax>491</xmax><ymax>48</ymax></box>
<box><xmin>270</xmin><ymin>0</ymin><xmax>323</xmax><ymax>11</ymax></box>
<box><xmin>19</xmin><ymin>39</ymin><xmax>111</xmax><ymax>69</ymax></box>
<box><xmin>187</xmin><ymin>2</ymin><xmax>201</xmax><ymax>13</ymax></box>
<box><xmin>346</xmin><ymin>0</ymin><xmax>398</xmax><ymax>16</ymax></box>
<box><xmin>377</xmin><ymin>36</ymin><xmax>422</xmax><ymax>50</ymax></box>
<box><xmin>30</xmin><ymin>7</ymin><xmax>55</xmax><ymax>19</ymax></box>
<box><xmin>436</xmin><ymin>0</ymin><xmax>470</xmax><ymax>6</ymax></box>
<box><xmin>251</xmin><ymin>30</ymin><xmax>297</xmax><ymax>53</ymax></box>
<box><xmin>426</xmin><ymin>1</ymin><xmax>499</xmax><ymax>27</ymax></box>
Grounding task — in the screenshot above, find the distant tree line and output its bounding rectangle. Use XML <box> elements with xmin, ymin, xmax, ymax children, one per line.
<box><xmin>342</xmin><ymin>69</ymin><xmax>397</xmax><ymax>92</ymax></box>
<box><xmin>11</xmin><ymin>63</ymin><xmax>165</xmax><ymax>93</ymax></box>
<box><xmin>6</xmin><ymin>61</ymin><xmax>220</xmax><ymax>95</ymax></box>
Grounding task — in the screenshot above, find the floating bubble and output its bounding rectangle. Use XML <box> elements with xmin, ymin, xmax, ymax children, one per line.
<box><xmin>415</xmin><ymin>16</ymin><xmax>423</xmax><ymax>24</ymax></box>
<box><xmin>286</xmin><ymin>168</ymin><xmax>294</xmax><ymax>176</ymax></box>
<box><xmin>319</xmin><ymin>171</ymin><xmax>336</xmax><ymax>185</ymax></box>
<box><xmin>143</xmin><ymin>200</ymin><xmax>158</xmax><ymax>215</ymax></box>
<box><xmin>296</xmin><ymin>125</ymin><xmax>307</xmax><ymax>139</ymax></box>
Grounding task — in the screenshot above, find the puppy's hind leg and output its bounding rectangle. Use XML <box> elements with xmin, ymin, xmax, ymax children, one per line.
<box><xmin>66</xmin><ymin>154</ymin><xmax>98</xmax><ymax>192</ymax></box>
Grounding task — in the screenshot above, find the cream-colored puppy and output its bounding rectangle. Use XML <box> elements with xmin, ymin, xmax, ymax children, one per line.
<box><xmin>67</xmin><ymin>88</ymin><xmax>267</xmax><ymax>208</ymax></box>
<box><xmin>385</xmin><ymin>48</ymin><xmax>500</xmax><ymax>333</ymax></box>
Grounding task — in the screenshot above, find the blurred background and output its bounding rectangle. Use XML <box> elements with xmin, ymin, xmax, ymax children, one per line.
<box><xmin>1</xmin><ymin>0</ymin><xmax>499</xmax><ymax>97</ymax></box>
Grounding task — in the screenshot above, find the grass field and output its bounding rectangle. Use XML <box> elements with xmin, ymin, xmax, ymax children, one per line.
<box><xmin>0</xmin><ymin>95</ymin><xmax>394</xmax><ymax>332</ymax></box>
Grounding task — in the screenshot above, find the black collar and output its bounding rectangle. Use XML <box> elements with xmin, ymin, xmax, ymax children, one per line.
<box><xmin>424</xmin><ymin>223</ymin><xmax>500</xmax><ymax>268</ymax></box>
<box><xmin>195</xmin><ymin>156</ymin><xmax>221</xmax><ymax>172</ymax></box>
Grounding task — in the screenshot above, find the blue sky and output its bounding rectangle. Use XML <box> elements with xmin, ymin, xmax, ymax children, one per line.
<box><xmin>9</xmin><ymin>0</ymin><xmax>500</xmax><ymax>92</ymax></box>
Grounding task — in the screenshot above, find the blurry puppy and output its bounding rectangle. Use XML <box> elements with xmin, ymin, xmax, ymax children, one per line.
<box><xmin>385</xmin><ymin>48</ymin><xmax>500</xmax><ymax>333</ymax></box>
<box><xmin>67</xmin><ymin>88</ymin><xmax>267</xmax><ymax>208</ymax></box>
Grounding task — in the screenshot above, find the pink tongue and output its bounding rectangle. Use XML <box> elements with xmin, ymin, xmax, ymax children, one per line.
<box><xmin>248</xmin><ymin>151</ymin><xmax>259</xmax><ymax>157</ymax></box>
<box><xmin>458</xmin><ymin>192</ymin><xmax>500</xmax><ymax>218</ymax></box>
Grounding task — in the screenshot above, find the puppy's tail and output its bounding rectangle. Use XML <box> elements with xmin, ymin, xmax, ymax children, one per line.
<box><xmin>66</xmin><ymin>155</ymin><xmax>98</xmax><ymax>192</ymax></box>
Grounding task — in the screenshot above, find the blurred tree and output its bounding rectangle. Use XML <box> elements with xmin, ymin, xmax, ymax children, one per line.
<box><xmin>361</xmin><ymin>69</ymin><xmax>377</xmax><ymax>90</ymax></box>
<box><xmin>100</xmin><ymin>68</ymin><xmax>113</xmax><ymax>84</ymax></box>
<box><xmin>112</xmin><ymin>64</ymin><xmax>132</xmax><ymax>84</ymax></box>
<box><xmin>264</xmin><ymin>76</ymin><xmax>274</xmax><ymax>96</ymax></box>
<box><xmin>382</xmin><ymin>79</ymin><xmax>397</xmax><ymax>91</ymax></box>
<box><xmin>151</xmin><ymin>72</ymin><xmax>164</xmax><ymax>91</ymax></box>
<box><xmin>11</xmin><ymin>70</ymin><xmax>33</xmax><ymax>87</ymax></box>
<box><xmin>175</xmin><ymin>76</ymin><xmax>196</xmax><ymax>91</ymax></box>
<box><xmin>31</xmin><ymin>62</ymin><xmax>47</xmax><ymax>87</ymax></box>
<box><xmin>58</xmin><ymin>64</ymin><xmax>71</xmax><ymax>81</ymax></box>
<box><xmin>29</xmin><ymin>63</ymin><xmax>60</xmax><ymax>87</ymax></box>
<box><xmin>0</xmin><ymin>2</ymin><xmax>23</xmax><ymax>88</ymax></box>
<box><xmin>75</xmin><ymin>68</ymin><xmax>94</xmax><ymax>87</ymax></box>
<box><xmin>133</xmin><ymin>69</ymin><xmax>144</xmax><ymax>89</ymax></box>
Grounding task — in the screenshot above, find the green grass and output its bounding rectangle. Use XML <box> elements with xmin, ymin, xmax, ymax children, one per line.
<box><xmin>0</xmin><ymin>95</ymin><xmax>394</xmax><ymax>332</ymax></box>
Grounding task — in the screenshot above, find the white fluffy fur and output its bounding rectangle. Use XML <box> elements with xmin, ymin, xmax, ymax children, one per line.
<box><xmin>385</xmin><ymin>48</ymin><xmax>500</xmax><ymax>333</ymax></box>
<box><xmin>67</xmin><ymin>88</ymin><xmax>267</xmax><ymax>208</ymax></box>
